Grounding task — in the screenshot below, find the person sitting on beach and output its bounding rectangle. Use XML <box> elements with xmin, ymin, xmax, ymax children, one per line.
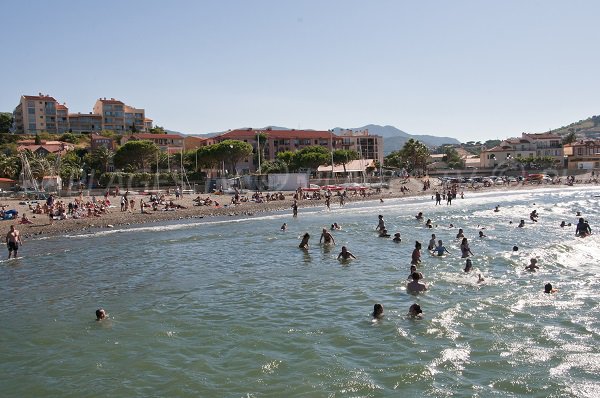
<box><xmin>19</xmin><ymin>213</ymin><xmax>34</xmax><ymax>224</ymax></box>
<box><xmin>408</xmin><ymin>303</ymin><xmax>423</xmax><ymax>318</ymax></box>
<box><xmin>96</xmin><ymin>308</ymin><xmax>107</xmax><ymax>321</ymax></box>
<box><xmin>407</xmin><ymin>265</ymin><xmax>424</xmax><ymax>280</ymax></box>
<box><xmin>427</xmin><ymin>234</ymin><xmax>436</xmax><ymax>250</ymax></box>
<box><xmin>434</xmin><ymin>240</ymin><xmax>450</xmax><ymax>256</ymax></box>
<box><xmin>518</xmin><ymin>219</ymin><xmax>526</xmax><ymax>228</ymax></box>
<box><xmin>376</xmin><ymin>214</ymin><xmax>386</xmax><ymax>231</ymax></box>
<box><xmin>407</xmin><ymin>272</ymin><xmax>428</xmax><ymax>293</ymax></box>
<box><xmin>320</xmin><ymin>228</ymin><xmax>335</xmax><ymax>245</ymax></box>
<box><xmin>372</xmin><ymin>303</ymin><xmax>384</xmax><ymax>319</ymax></box>
<box><xmin>393</xmin><ymin>232</ymin><xmax>402</xmax><ymax>243</ymax></box>
<box><xmin>379</xmin><ymin>228</ymin><xmax>391</xmax><ymax>238</ymax></box>
<box><xmin>456</xmin><ymin>228</ymin><xmax>464</xmax><ymax>239</ymax></box>
<box><xmin>299</xmin><ymin>233</ymin><xmax>310</xmax><ymax>249</ymax></box>
<box><xmin>544</xmin><ymin>283</ymin><xmax>558</xmax><ymax>294</ymax></box>
<box><xmin>337</xmin><ymin>246</ymin><xmax>357</xmax><ymax>260</ymax></box>
<box><xmin>411</xmin><ymin>241</ymin><xmax>422</xmax><ymax>265</ymax></box>
<box><xmin>464</xmin><ymin>258</ymin><xmax>473</xmax><ymax>272</ymax></box>
<box><xmin>525</xmin><ymin>258</ymin><xmax>539</xmax><ymax>272</ymax></box>
<box><xmin>281</xmin><ymin>223</ymin><xmax>287</xmax><ymax>231</ymax></box>
<box><xmin>460</xmin><ymin>238</ymin><xmax>473</xmax><ymax>258</ymax></box>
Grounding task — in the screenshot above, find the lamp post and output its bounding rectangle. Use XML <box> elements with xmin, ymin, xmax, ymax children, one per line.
<box><xmin>330</xmin><ymin>130</ymin><xmax>335</xmax><ymax>182</ymax></box>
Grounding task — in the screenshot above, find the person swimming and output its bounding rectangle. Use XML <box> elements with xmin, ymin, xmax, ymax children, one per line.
<box><xmin>494</xmin><ymin>205</ymin><xmax>500</xmax><ymax>212</ymax></box>
<box><xmin>372</xmin><ymin>303</ymin><xmax>384</xmax><ymax>319</ymax></box>
<box><xmin>518</xmin><ymin>219</ymin><xmax>525</xmax><ymax>228</ymax></box>
<box><xmin>337</xmin><ymin>246</ymin><xmax>357</xmax><ymax>260</ymax></box>
<box><xmin>512</xmin><ymin>245</ymin><xmax>519</xmax><ymax>251</ymax></box>
<box><xmin>411</xmin><ymin>241</ymin><xmax>422</xmax><ymax>265</ymax></box>
<box><xmin>408</xmin><ymin>303</ymin><xmax>423</xmax><ymax>317</ymax></box>
<box><xmin>320</xmin><ymin>228</ymin><xmax>335</xmax><ymax>245</ymax></box>
<box><xmin>415</xmin><ymin>212</ymin><xmax>424</xmax><ymax>220</ymax></box>
<box><xmin>427</xmin><ymin>233</ymin><xmax>436</xmax><ymax>250</ymax></box>
<box><xmin>281</xmin><ymin>223</ymin><xmax>287</xmax><ymax>231</ymax></box>
<box><xmin>407</xmin><ymin>265</ymin><xmax>423</xmax><ymax>280</ymax></box>
<box><xmin>456</xmin><ymin>228</ymin><xmax>464</xmax><ymax>239</ymax></box>
<box><xmin>530</xmin><ymin>210</ymin><xmax>538</xmax><ymax>222</ymax></box>
<box><xmin>575</xmin><ymin>217</ymin><xmax>592</xmax><ymax>236</ymax></box>
<box><xmin>425</xmin><ymin>219</ymin><xmax>433</xmax><ymax>228</ymax></box>
<box><xmin>433</xmin><ymin>240</ymin><xmax>450</xmax><ymax>256</ymax></box>
<box><xmin>544</xmin><ymin>283</ymin><xmax>557</xmax><ymax>294</ymax></box>
<box><xmin>525</xmin><ymin>258</ymin><xmax>539</xmax><ymax>272</ymax></box>
<box><xmin>96</xmin><ymin>308</ymin><xmax>107</xmax><ymax>321</ymax></box>
<box><xmin>407</xmin><ymin>272</ymin><xmax>427</xmax><ymax>292</ymax></box>
<box><xmin>393</xmin><ymin>233</ymin><xmax>402</xmax><ymax>242</ymax></box>
<box><xmin>299</xmin><ymin>233</ymin><xmax>310</xmax><ymax>249</ymax></box>
<box><xmin>464</xmin><ymin>258</ymin><xmax>473</xmax><ymax>272</ymax></box>
<box><xmin>379</xmin><ymin>229</ymin><xmax>391</xmax><ymax>238</ymax></box>
<box><xmin>479</xmin><ymin>230</ymin><xmax>486</xmax><ymax>238</ymax></box>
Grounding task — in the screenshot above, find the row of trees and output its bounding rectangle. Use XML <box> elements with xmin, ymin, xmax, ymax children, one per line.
<box><xmin>384</xmin><ymin>139</ymin><xmax>430</xmax><ymax>174</ymax></box>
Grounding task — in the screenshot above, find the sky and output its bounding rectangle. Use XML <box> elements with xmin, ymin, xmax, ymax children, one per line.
<box><xmin>2</xmin><ymin>0</ymin><xmax>599</xmax><ymax>142</ymax></box>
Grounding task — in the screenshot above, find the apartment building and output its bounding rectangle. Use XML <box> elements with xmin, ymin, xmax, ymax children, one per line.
<box><xmin>13</xmin><ymin>94</ymin><xmax>152</xmax><ymax>134</ymax></box>
<box><xmin>336</xmin><ymin>129</ymin><xmax>384</xmax><ymax>165</ymax></box>
<box><xmin>480</xmin><ymin>132</ymin><xmax>564</xmax><ymax>168</ymax></box>
<box><xmin>120</xmin><ymin>133</ymin><xmax>185</xmax><ymax>153</ymax></box>
<box><xmin>13</xmin><ymin>94</ymin><xmax>60</xmax><ymax>134</ymax></box>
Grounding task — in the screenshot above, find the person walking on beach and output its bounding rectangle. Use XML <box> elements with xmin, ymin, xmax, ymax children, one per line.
<box><xmin>320</xmin><ymin>228</ymin><xmax>335</xmax><ymax>245</ymax></box>
<box><xmin>6</xmin><ymin>225</ymin><xmax>23</xmax><ymax>259</ymax></box>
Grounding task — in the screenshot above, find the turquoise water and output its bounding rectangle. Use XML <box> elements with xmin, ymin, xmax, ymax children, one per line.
<box><xmin>1</xmin><ymin>187</ymin><xmax>600</xmax><ymax>397</ymax></box>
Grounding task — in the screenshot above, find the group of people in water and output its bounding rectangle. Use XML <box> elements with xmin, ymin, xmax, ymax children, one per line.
<box><xmin>285</xmin><ymin>195</ymin><xmax>593</xmax><ymax>322</ymax></box>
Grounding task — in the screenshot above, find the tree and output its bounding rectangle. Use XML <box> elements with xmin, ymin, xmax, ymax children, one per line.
<box><xmin>293</xmin><ymin>146</ymin><xmax>330</xmax><ymax>173</ymax></box>
<box><xmin>0</xmin><ymin>112</ymin><xmax>12</xmax><ymax>134</ymax></box>
<box><xmin>149</xmin><ymin>126</ymin><xmax>167</xmax><ymax>134</ymax></box>
<box><xmin>442</xmin><ymin>147</ymin><xmax>464</xmax><ymax>169</ymax></box>
<box><xmin>276</xmin><ymin>151</ymin><xmax>295</xmax><ymax>171</ymax></box>
<box><xmin>196</xmin><ymin>145</ymin><xmax>220</xmax><ymax>172</ymax></box>
<box><xmin>90</xmin><ymin>146</ymin><xmax>115</xmax><ymax>173</ymax></box>
<box><xmin>113</xmin><ymin>140</ymin><xmax>159</xmax><ymax>171</ymax></box>
<box><xmin>0</xmin><ymin>153</ymin><xmax>20</xmax><ymax>179</ymax></box>
<box><xmin>400</xmin><ymin>139</ymin><xmax>430</xmax><ymax>174</ymax></box>
<box><xmin>562</xmin><ymin>130</ymin><xmax>577</xmax><ymax>145</ymax></box>
<box><xmin>216</xmin><ymin>140</ymin><xmax>253</xmax><ymax>175</ymax></box>
<box><xmin>332</xmin><ymin>149</ymin><xmax>360</xmax><ymax>175</ymax></box>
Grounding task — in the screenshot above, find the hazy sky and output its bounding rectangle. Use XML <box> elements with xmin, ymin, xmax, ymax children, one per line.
<box><xmin>2</xmin><ymin>1</ymin><xmax>599</xmax><ymax>142</ymax></box>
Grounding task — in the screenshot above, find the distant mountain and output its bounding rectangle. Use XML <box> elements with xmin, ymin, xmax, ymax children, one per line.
<box><xmin>333</xmin><ymin>124</ymin><xmax>461</xmax><ymax>154</ymax></box>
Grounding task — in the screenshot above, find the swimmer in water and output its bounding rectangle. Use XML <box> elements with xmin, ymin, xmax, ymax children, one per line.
<box><xmin>513</xmin><ymin>246</ymin><xmax>519</xmax><ymax>252</ymax></box>
<box><xmin>320</xmin><ymin>228</ymin><xmax>335</xmax><ymax>245</ymax></box>
<box><xmin>530</xmin><ymin>210</ymin><xmax>538</xmax><ymax>222</ymax></box>
<box><xmin>415</xmin><ymin>212</ymin><xmax>423</xmax><ymax>220</ymax></box>
<box><xmin>331</xmin><ymin>222</ymin><xmax>341</xmax><ymax>230</ymax></box>
<box><xmin>393</xmin><ymin>232</ymin><xmax>402</xmax><ymax>243</ymax></box>
<box><xmin>575</xmin><ymin>217</ymin><xmax>592</xmax><ymax>236</ymax></box>
<box><xmin>379</xmin><ymin>228</ymin><xmax>391</xmax><ymax>238</ymax></box>
<box><xmin>518</xmin><ymin>219</ymin><xmax>525</xmax><ymax>228</ymax></box>
<box><xmin>460</xmin><ymin>238</ymin><xmax>473</xmax><ymax>258</ymax></box>
<box><xmin>96</xmin><ymin>308</ymin><xmax>107</xmax><ymax>321</ymax></box>
<box><xmin>560</xmin><ymin>221</ymin><xmax>566</xmax><ymax>228</ymax></box>
<box><xmin>525</xmin><ymin>258</ymin><xmax>539</xmax><ymax>272</ymax></box>
<box><xmin>407</xmin><ymin>272</ymin><xmax>428</xmax><ymax>292</ymax></box>
<box><xmin>433</xmin><ymin>240</ymin><xmax>450</xmax><ymax>256</ymax></box>
<box><xmin>479</xmin><ymin>230</ymin><xmax>486</xmax><ymax>238</ymax></box>
<box><xmin>281</xmin><ymin>223</ymin><xmax>287</xmax><ymax>231</ymax></box>
<box><xmin>372</xmin><ymin>303</ymin><xmax>384</xmax><ymax>319</ymax></box>
<box><xmin>464</xmin><ymin>258</ymin><xmax>473</xmax><ymax>272</ymax></box>
<box><xmin>407</xmin><ymin>265</ymin><xmax>423</xmax><ymax>280</ymax></box>
<box><xmin>494</xmin><ymin>205</ymin><xmax>500</xmax><ymax>212</ymax></box>
<box><xmin>299</xmin><ymin>233</ymin><xmax>310</xmax><ymax>249</ymax></box>
<box><xmin>477</xmin><ymin>273</ymin><xmax>485</xmax><ymax>283</ymax></box>
<box><xmin>427</xmin><ymin>233</ymin><xmax>436</xmax><ymax>250</ymax></box>
<box><xmin>544</xmin><ymin>283</ymin><xmax>558</xmax><ymax>294</ymax></box>
<box><xmin>411</xmin><ymin>241</ymin><xmax>422</xmax><ymax>265</ymax></box>
<box><xmin>376</xmin><ymin>215</ymin><xmax>386</xmax><ymax>231</ymax></box>
<box><xmin>337</xmin><ymin>246</ymin><xmax>356</xmax><ymax>260</ymax></box>
<box><xmin>456</xmin><ymin>228</ymin><xmax>464</xmax><ymax>239</ymax></box>
<box><xmin>425</xmin><ymin>219</ymin><xmax>433</xmax><ymax>228</ymax></box>
<box><xmin>408</xmin><ymin>303</ymin><xmax>423</xmax><ymax>318</ymax></box>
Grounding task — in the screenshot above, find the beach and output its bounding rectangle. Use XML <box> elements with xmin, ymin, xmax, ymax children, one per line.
<box><xmin>4</xmin><ymin>174</ymin><xmax>597</xmax><ymax>239</ymax></box>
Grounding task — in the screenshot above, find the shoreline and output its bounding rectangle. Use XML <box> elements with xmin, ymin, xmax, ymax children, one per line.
<box><xmin>5</xmin><ymin>176</ymin><xmax>597</xmax><ymax>241</ymax></box>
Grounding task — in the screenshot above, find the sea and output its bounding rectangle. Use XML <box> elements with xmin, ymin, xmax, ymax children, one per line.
<box><xmin>1</xmin><ymin>186</ymin><xmax>599</xmax><ymax>398</ymax></box>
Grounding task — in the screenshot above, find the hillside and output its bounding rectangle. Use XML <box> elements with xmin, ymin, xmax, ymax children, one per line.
<box><xmin>549</xmin><ymin>115</ymin><xmax>600</xmax><ymax>139</ymax></box>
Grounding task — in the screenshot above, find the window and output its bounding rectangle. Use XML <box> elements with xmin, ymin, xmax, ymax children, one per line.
<box><xmin>577</xmin><ymin>148</ymin><xmax>583</xmax><ymax>155</ymax></box>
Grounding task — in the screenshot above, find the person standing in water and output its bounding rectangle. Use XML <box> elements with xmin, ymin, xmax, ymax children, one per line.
<box><xmin>320</xmin><ymin>228</ymin><xmax>336</xmax><ymax>245</ymax></box>
<box><xmin>460</xmin><ymin>238</ymin><xmax>473</xmax><ymax>258</ymax></box>
<box><xmin>376</xmin><ymin>215</ymin><xmax>386</xmax><ymax>231</ymax></box>
<box><xmin>337</xmin><ymin>246</ymin><xmax>357</xmax><ymax>260</ymax></box>
<box><xmin>6</xmin><ymin>225</ymin><xmax>23</xmax><ymax>259</ymax></box>
<box><xmin>299</xmin><ymin>233</ymin><xmax>310</xmax><ymax>249</ymax></box>
<box><xmin>411</xmin><ymin>241</ymin><xmax>422</xmax><ymax>265</ymax></box>
<box><xmin>427</xmin><ymin>234</ymin><xmax>437</xmax><ymax>250</ymax></box>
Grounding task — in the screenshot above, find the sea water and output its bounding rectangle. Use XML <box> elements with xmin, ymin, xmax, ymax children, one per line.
<box><xmin>1</xmin><ymin>187</ymin><xmax>599</xmax><ymax>397</ymax></box>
